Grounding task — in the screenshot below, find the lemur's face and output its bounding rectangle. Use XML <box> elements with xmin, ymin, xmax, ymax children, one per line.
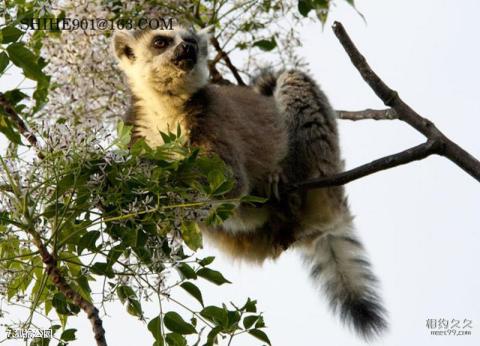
<box><xmin>112</xmin><ymin>26</ymin><xmax>210</xmax><ymax>95</ymax></box>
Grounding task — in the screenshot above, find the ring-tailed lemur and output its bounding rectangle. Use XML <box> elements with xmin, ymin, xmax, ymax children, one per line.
<box><xmin>112</xmin><ymin>25</ymin><xmax>387</xmax><ymax>339</ymax></box>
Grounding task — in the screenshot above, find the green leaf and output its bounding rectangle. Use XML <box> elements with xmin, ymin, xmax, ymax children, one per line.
<box><xmin>42</xmin><ymin>202</ymin><xmax>65</xmax><ymax>218</ymax></box>
<box><xmin>248</xmin><ymin>329</ymin><xmax>271</xmax><ymax>345</ymax></box>
<box><xmin>77</xmin><ymin>230</ymin><xmax>100</xmax><ymax>254</ymax></box>
<box><xmin>253</xmin><ymin>38</ymin><xmax>277</xmax><ymax>51</ymax></box>
<box><xmin>227</xmin><ymin>310</ymin><xmax>241</xmax><ymax>328</ymax></box>
<box><xmin>76</xmin><ymin>275</ymin><xmax>92</xmax><ymax>302</ymax></box>
<box><xmin>127</xmin><ymin>298</ymin><xmax>143</xmax><ymax>317</ymax></box>
<box><xmin>165</xmin><ymin>333</ymin><xmax>187</xmax><ymax>346</ymax></box>
<box><xmin>163</xmin><ymin>312</ymin><xmax>196</xmax><ymax>335</ymax></box>
<box><xmin>51</xmin><ymin>293</ymin><xmax>78</xmax><ymax>317</ymax></box>
<box><xmin>206</xmin><ymin>203</ymin><xmax>236</xmax><ymax>226</ymax></box>
<box><xmin>180</xmin><ymin>222</ymin><xmax>202</xmax><ymax>251</ymax></box>
<box><xmin>180</xmin><ymin>282</ymin><xmax>204</xmax><ymax>307</ymax></box>
<box><xmin>0</xmin><ymin>52</ymin><xmax>9</xmax><ymax>73</ymax></box>
<box><xmin>32</xmin><ymin>77</ymin><xmax>49</xmax><ymax>113</ymax></box>
<box><xmin>6</xmin><ymin>42</ymin><xmax>47</xmax><ymax>82</ymax></box>
<box><xmin>0</xmin><ymin>114</ymin><xmax>21</xmax><ymax>144</ymax></box>
<box><xmin>60</xmin><ymin>329</ymin><xmax>77</xmax><ymax>342</ymax></box>
<box><xmin>2</xmin><ymin>89</ymin><xmax>28</xmax><ymax>105</ymax></box>
<box><xmin>241</xmin><ymin>298</ymin><xmax>257</xmax><ymax>313</ymax></box>
<box><xmin>255</xmin><ymin>315</ymin><xmax>266</xmax><ymax>328</ymax></box>
<box><xmin>316</xmin><ymin>8</ymin><xmax>329</xmax><ymax>25</ymax></box>
<box><xmin>208</xmin><ymin>170</ymin><xmax>226</xmax><ymax>191</ymax></box>
<box><xmin>160</xmin><ymin>130</ymin><xmax>171</xmax><ymax>144</ymax></box>
<box><xmin>1</xmin><ymin>26</ymin><xmax>23</xmax><ymax>43</ymax></box>
<box><xmin>117</xmin><ymin>285</ymin><xmax>143</xmax><ymax>317</ymax></box>
<box><xmin>198</xmin><ymin>256</ymin><xmax>215</xmax><ymax>267</ymax></box>
<box><xmin>243</xmin><ymin>315</ymin><xmax>259</xmax><ymax>329</ymax></box>
<box><xmin>116</xmin><ymin>120</ymin><xmax>132</xmax><ymax>148</ymax></box>
<box><xmin>29</xmin><ymin>337</ymin><xmax>50</xmax><ymax>346</ymax></box>
<box><xmin>148</xmin><ymin>316</ymin><xmax>164</xmax><ymax>346</ymax></box>
<box><xmin>314</xmin><ymin>0</ymin><xmax>330</xmax><ymax>9</ymax></box>
<box><xmin>90</xmin><ymin>262</ymin><xmax>114</xmax><ymax>278</ymax></box>
<box><xmin>51</xmin><ymin>325</ymin><xmax>61</xmax><ymax>333</ymax></box>
<box><xmin>205</xmin><ymin>326</ymin><xmax>222</xmax><ymax>346</ymax></box>
<box><xmin>240</xmin><ymin>195</ymin><xmax>268</xmax><ymax>204</ymax></box>
<box><xmin>0</xmin><ymin>89</ymin><xmax>26</xmax><ymax>144</ymax></box>
<box><xmin>117</xmin><ymin>285</ymin><xmax>136</xmax><ymax>304</ymax></box>
<box><xmin>200</xmin><ymin>306</ymin><xmax>228</xmax><ymax>327</ymax></box>
<box><xmin>52</xmin><ymin>293</ymin><xmax>69</xmax><ymax>315</ymax></box>
<box><xmin>107</xmin><ymin>245</ymin><xmax>124</xmax><ymax>265</ymax></box>
<box><xmin>197</xmin><ymin>268</ymin><xmax>231</xmax><ymax>285</ymax></box>
<box><xmin>176</xmin><ymin>123</ymin><xmax>182</xmax><ymax>137</ymax></box>
<box><xmin>176</xmin><ymin>263</ymin><xmax>197</xmax><ymax>280</ymax></box>
<box><xmin>298</xmin><ymin>0</ymin><xmax>313</xmax><ymax>16</ymax></box>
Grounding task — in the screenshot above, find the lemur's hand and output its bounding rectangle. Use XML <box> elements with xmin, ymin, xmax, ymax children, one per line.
<box><xmin>266</xmin><ymin>169</ymin><xmax>288</xmax><ymax>201</ymax></box>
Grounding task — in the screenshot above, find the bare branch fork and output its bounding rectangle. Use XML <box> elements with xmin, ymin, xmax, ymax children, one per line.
<box><xmin>210</xmin><ymin>36</ymin><xmax>246</xmax><ymax>86</ymax></box>
<box><xmin>293</xmin><ymin>22</ymin><xmax>480</xmax><ymax>190</ymax></box>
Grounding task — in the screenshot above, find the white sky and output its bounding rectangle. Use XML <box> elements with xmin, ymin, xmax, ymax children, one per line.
<box><xmin>1</xmin><ymin>0</ymin><xmax>480</xmax><ymax>345</ymax></box>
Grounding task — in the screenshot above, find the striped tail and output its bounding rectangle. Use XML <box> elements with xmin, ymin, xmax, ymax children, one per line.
<box><xmin>301</xmin><ymin>218</ymin><xmax>388</xmax><ymax>339</ymax></box>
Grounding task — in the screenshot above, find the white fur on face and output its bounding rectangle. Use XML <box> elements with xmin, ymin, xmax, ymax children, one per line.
<box><xmin>112</xmin><ymin>26</ymin><xmax>210</xmax><ymax>147</ymax></box>
<box><xmin>115</xmin><ymin>27</ymin><xmax>209</xmax><ymax>95</ymax></box>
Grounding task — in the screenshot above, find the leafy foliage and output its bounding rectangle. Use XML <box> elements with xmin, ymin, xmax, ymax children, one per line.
<box><xmin>0</xmin><ymin>120</ymin><xmax>269</xmax><ymax>345</ymax></box>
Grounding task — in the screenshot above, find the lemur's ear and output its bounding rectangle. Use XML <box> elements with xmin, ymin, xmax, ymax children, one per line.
<box><xmin>197</xmin><ymin>25</ymin><xmax>214</xmax><ymax>40</ymax></box>
<box><xmin>196</xmin><ymin>26</ymin><xmax>214</xmax><ymax>57</ymax></box>
<box><xmin>112</xmin><ymin>30</ymin><xmax>136</xmax><ymax>62</ymax></box>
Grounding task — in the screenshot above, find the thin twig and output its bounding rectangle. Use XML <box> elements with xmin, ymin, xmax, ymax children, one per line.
<box><xmin>337</xmin><ymin>108</ymin><xmax>397</xmax><ymax>120</ymax></box>
<box><xmin>210</xmin><ymin>36</ymin><xmax>246</xmax><ymax>86</ymax></box>
<box><xmin>0</xmin><ymin>92</ymin><xmax>44</xmax><ymax>159</ymax></box>
<box><xmin>208</xmin><ymin>59</ymin><xmax>233</xmax><ymax>85</ymax></box>
<box><xmin>331</xmin><ymin>21</ymin><xmax>480</xmax><ymax>182</ymax></box>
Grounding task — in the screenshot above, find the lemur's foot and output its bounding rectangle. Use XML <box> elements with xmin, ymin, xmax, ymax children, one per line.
<box><xmin>266</xmin><ymin>170</ymin><xmax>287</xmax><ymax>200</ymax></box>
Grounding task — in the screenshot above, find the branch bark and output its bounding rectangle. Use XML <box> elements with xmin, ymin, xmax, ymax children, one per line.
<box><xmin>337</xmin><ymin>108</ymin><xmax>397</xmax><ymax>120</ymax></box>
<box><xmin>209</xmin><ymin>36</ymin><xmax>246</xmax><ymax>86</ymax></box>
<box><xmin>330</xmin><ymin>21</ymin><xmax>480</xmax><ymax>183</ymax></box>
<box><xmin>292</xmin><ymin>140</ymin><xmax>441</xmax><ymax>190</ymax></box>
<box><xmin>208</xmin><ymin>58</ymin><xmax>233</xmax><ymax>85</ymax></box>
<box><xmin>29</xmin><ymin>231</ymin><xmax>108</xmax><ymax>346</ymax></box>
<box><xmin>0</xmin><ymin>92</ymin><xmax>44</xmax><ymax>159</ymax></box>
<box><xmin>0</xmin><ymin>93</ymin><xmax>107</xmax><ymax>345</ymax></box>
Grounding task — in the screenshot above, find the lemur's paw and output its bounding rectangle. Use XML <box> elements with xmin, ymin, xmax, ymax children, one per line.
<box><xmin>266</xmin><ymin>170</ymin><xmax>287</xmax><ymax>200</ymax></box>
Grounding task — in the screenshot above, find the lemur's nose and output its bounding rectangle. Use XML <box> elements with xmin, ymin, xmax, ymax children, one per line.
<box><xmin>173</xmin><ymin>42</ymin><xmax>197</xmax><ymax>62</ymax></box>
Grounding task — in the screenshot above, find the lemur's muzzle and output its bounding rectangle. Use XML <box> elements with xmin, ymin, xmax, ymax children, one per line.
<box><xmin>172</xmin><ymin>42</ymin><xmax>197</xmax><ymax>71</ymax></box>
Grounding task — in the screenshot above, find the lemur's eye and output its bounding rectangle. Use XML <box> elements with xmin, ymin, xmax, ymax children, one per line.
<box><xmin>152</xmin><ymin>36</ymin><xmax>172</xmax><ymax>49</ymax></box>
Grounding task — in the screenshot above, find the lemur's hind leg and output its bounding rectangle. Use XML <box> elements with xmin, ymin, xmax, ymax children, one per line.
<box><xmin>268</xmin><ymin>70</ymin><xmax>388</xmax><ymax>339</ymax></box>
<box><xmin>274</xmin><ymin>70</ymin><xmax>342</xmax><ymax>182</ymax></box>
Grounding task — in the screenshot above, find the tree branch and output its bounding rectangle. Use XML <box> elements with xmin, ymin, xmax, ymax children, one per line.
<box><xmin>0</xmin><ymin>93</ymin><xmax>107</xmax><ymax>345</ymax></box>
<box><xmin>29</xmin><ymin>230</ymin><xmax>108</xmax><ymax>346</ymax></box>
<box><xmin>292</xmin><ymin>140</ymin><xmax>441</xmax><ymax>190</ymax></box>
<box><xmin>0</xmin><ymin>92</ymin><xmax>44</xmax><ymax>159</ymax></box>
<box><xmin>331</xmin><ymin>21</ymin><xmax>480</xmax><ymax>182</ymax></box>
<box><xmin>337</xmin><ymin>108</ymin><xmax>397</xmax><ymax>120</ymax></box>
<box><xmin>209</xmin><ymin>36</ymin><xmax>246</xmax><ymax>86</ymax></box>
<box><xmin>208</xmin><ymin>58</ymin><xmax>233</xmax><ymax>85</ymax></box>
